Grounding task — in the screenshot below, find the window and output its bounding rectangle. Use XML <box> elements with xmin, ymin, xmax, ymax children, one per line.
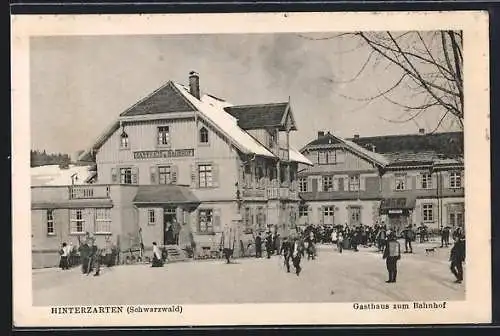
<box><xmin>327</xmin><ymin>150</ymin><xmax>336</xmax><ymax>164</ymax></box>
<box><xmin>199</xmin><ymin>164</ymin><xmax>213</xmax><ymax>188</ymax></box>
<box><xmin>318</xmin><ymin>151</ymin><xmax>327</xmax><ymax>164</ymax></box>
<box><xmin>256</xmin><ymin>207</ymin><xmax>266</xmax><ymax>230</ymax></box>
<box><xmin>46</xmin><ymin>210</ymin><xmax>55</xmax><ymax>235</ymax></box>
<box><xmin>244</xmin><ymin>207</ymin><xmax>252</xmax><ymax>231</ymax></box>
<box><xmin>199</xmin><ymin>127</ymin><xmax>209</xmax><ymax>144</ymax></box>
<box><xmin>95</xmin><ymin>208</ymin><xmax>111</xmax><ymax>233</ymax></box>
<box><xmin>148</xmin><ymin>209</ymin><xmax>156</xmax><ymax>225</ymax></box>
<box><xmin>323</xmin><ymin>176</ymin><xmax>334</xmax><ymax>191</ymax></box>
<box><xmin>422</xmin><ymin>204</ymin><xmax>434</xmax><ymax>222</ymax></box>
<box><xmin>120</xmin><ymin>131</ymin><xmax>129</xmax><ymax>149</ymax></box>
<box><xmin>70</xmin><ymin>209</ymin><xmax>85</xmax><ymax>234</ymax></box>
<box><xmin>299</xmin><ymin>206</ymin><xmax>309</xmax><ymax>217</ymax></box>
<box><xmin>159</xmin><ymin>166</ymin><xmax>172</xmax><ymax>185</ymax></box>
<box><xmin>395</xmin><ymin>174</ymin><xmax>406</xmax><ymax>191</ymax></box>
<box><xmin>198</xmin><ymin>209</ymin><xmax>213</xmax><ymax>233</ymax></box>
<box><xmin>449</xmin><ymin>172</ymin><xmax>462</xmax><ymax>188</ymax></box>
<box><xmin>120</xmin><ymin>168</ymin><xmax>132</xmax><ymax>184</ymax></box>
<box><xmin>421</xmin><ymin>173</ymin><xmax>433</xmax><ymax>189</ymax></box>
<box><xmin>349</xmin><ymin>207</ymin><xmax>361</xmax><ymax>225</ymax></box>
<box><xmin>157</xmin><ymin>126</ymin><xmax>170</xmax><ymax>146</ymax></box>
<box><xmin>449</xmin><ymin>212</ymin><xmax>464</xmax><ymax>228</ymax></box>
<box><xmin>299</xmin><ymin>178</ymin><xmax>308</xmax><ymax>192</ymax></box>
<box><xmin>268</xmin><ymin>130</ymin><xmax>276</xmax><ymax>148</ymax></box>
<box><xmin>349</xmin><ymin>175</ymin><xmax>360</xmax><ymax>191</ymax></box>
<box><xmin>323</xmin><ymin>206</ymin><xmax>334</xmax><ymax>216</ymax></box>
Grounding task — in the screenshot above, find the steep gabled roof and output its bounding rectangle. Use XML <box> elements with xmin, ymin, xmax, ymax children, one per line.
<box><xmin>301</xmin><ymin>132</ymin><xmax>389</xmax><ymax>167</ymax></box>
<box><xmin>79</xmin><ymin>79</ymin><xmax>312</xmax><ymax>166</ymax></box>
<box><xmin>224</xmin><ymin>102</ymin><xmax>294</xmax><ymax>131</ymax></box>
<box><xmin>120</xmin><ymin>81</ymin><xmax>196</xmax><ymax>116</ymax></box>
<box><xmin>347</xmin><ymin>132</ymin><xmax>463</xmax><ymax>156</ymax></box>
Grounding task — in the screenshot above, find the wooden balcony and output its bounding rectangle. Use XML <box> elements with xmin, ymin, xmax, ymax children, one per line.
<box><xmin>241</xmin><ymin>188</ymin><xmax>266</xmax><ymax>198</ymax></box>
<box><xmin>267</xmin><ymin>187</ymin><xmax>298</xmax><ymax>200</ymax></box>
<box><xmin>69</xmin><ymin>185</ymin><xmax>111</xmax><ymax>199</ymax></box>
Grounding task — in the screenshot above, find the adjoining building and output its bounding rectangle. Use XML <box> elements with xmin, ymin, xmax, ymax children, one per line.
<box><xmin>297</xmin><ymin>130</ymin><xmax>464</xmax><ymax>234</ymax></box>
<box><xmin>31</xmin><ymin>72</ymin><xmax>312</xmax><ymax>268</ymax></box>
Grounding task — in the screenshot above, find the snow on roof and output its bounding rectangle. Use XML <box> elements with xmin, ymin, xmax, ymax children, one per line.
<box><xmin>341</xmin><ymin>139</ymin><xmax>390</xmax><ymax>167</ymax></box>
<box><xmin>289</xmin><ymin>146</ymin><xmax>313</xmax><ymax>166</ymax></box>
<box><xmin>174</xmin><ymin>83</ymin><xmax>276</xmax><ymax>158</ymax></box>
<box><xmin>31</xmin><ymin>165</ymin><xmax>95</xmax><ymax>186</ymax></box>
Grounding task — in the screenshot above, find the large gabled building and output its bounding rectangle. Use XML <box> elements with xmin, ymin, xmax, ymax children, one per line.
<box><xmin>31</xmin><ymin>72</ymin><xmax>312</xmax><ymax>268</ymax></box>
<box><xmin>297</xmin><ymin>130</ymin><xmax>464</xmax><ymax>234</ymax></box>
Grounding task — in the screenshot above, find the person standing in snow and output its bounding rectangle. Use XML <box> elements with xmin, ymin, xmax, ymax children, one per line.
<box><xmin>151</xmin><ymin>242</ymin><xmax>163</xmax><ymax>267</ymax></box>
<box><xmin>383</xmin><ymin>232</ymin><xmax>401</xmax><ymax>283</ymax></box>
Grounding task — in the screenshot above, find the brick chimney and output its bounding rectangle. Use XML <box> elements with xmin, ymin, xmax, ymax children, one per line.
<box><xmin>419</xmin><ymin>128</ymin><xmax>425</xmax><ymax>135</ymax></box>
<box><xmin>317</xmin><ymin>131</ymin><xmax>325</xmax><ymax>138</ymax></box>
<box><xmin>189</xmin><ymin>71</ymin><xmax>200</xmax><ymax>99</ymax></box>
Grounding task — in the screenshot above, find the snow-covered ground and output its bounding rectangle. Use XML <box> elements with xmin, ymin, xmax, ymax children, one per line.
<box><xmin>31</xmin><ymin>164</ymin><xmax>94</xmax><ymax>186</ymax></box>
<box><xmin>33</xmin><ymin>240</ymin><xmax>465</xmax><ymax>306</ymax></box>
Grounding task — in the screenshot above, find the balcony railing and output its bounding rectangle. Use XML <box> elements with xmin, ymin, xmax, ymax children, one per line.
<box><xmin>69</xmin><ymin>185</ymin><xmax>111</xmax><ymax>199</ymax></box>
<box><xmin>267</xmin><ymin>187</ymin><xmax>298</xmax><ymax>200</ymax></box>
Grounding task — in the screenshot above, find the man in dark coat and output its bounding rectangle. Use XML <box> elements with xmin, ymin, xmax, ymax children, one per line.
<box><xmin>79</xmin><ymin>241</ymin><xmax>91</xmax><ymax>274</ymax></box>
<box><xmin>450</xmin><ymin>234</ymin><xmax>466</xmax><ymax>283</ymax></box>
<box><xmin>403</xmin><ymin>225</ymin><xmax>414</xmax><ymax>253</ymax></box>
<box><xmin>254</xmin><ymin>233</ymin><xmax>262</xmax><ymax>258</ymax></box>
<box><xmin>291</xmin><ymin>235</ymin><xmax>305</xmax><ymax>276</ymax></box>
<box><xmin>280</xmin><ymin>237</ymin><xmax>293</xmax><ymax>273</ymax></box>
<box><xmin>383</xmin><ymin>232</ymin><xmax>401</xmax><ymax>283</ymax></box>
<box><xmin>265</xmin><ymin>232</ymin><xmax>273</xmax><ymax>259</ymax></box>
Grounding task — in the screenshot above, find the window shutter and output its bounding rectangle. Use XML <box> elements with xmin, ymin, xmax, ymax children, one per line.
<box><xmin>406</xmin><ymin>175</ymin><xmax>412</xmax><ymax>190</ymax></box>
<box><xmin>132</xmin><ymin>167</ymin><xmax>138</xmax><ymax>184</ymax></box>
<box><xmin>307</xmin><ymin>206</ymin><xmax>313</xmax><ymax>224</ymax></box>
<box><xmin>150</xmin><ymin>166</ymin><xmax>157</xmax><ymax>184</ymax></box>
<box><xmin>333</xmin><ymin>177</ymin><xmax>339</xmax><ymax>191</ymax></box>
<box><xmin>442</xmin><ymin>172</ymin><xmax>450</xmax><ymax>188</ymax></box>
<box><xmin>212</xmin><ymin>164</ymin><xmax>219</xmax><ymax>188</ymax></box>
<box><xmin>416</xmin><ymin>174</ymin><xmax>422</xmax><ymax>190</ymax></box>
<box><xmin>213</xmin><ymin>208</ymin><xmax>221</xmax><ymax>232</ymax></box>
<box><xmin>338</xmin><ymin>178</ymin><xmax>344</xmax><ymax>191</ymax></box>
<box><xmin>111</xmin><ymin>168</ymin><xmax>118</xmax><ymax>184</ymax></box>
<box><xmin>319</xmin><ymin>206</ymin><xmax>325</xmax><ymax>225</ymax></box>
<box><xmin>391</xmin><ymin>176</ymin><xmax>396</xmax><ymax>191</ymax></box>
<box><xmin>432</xmin><ymin>204</ymin><xmax>437</xmax><ymax>224</ymax></box>
<box><xmin>190</xmin><ymin>164</ymin><xmax>197</xmax><ymax>188</ymax></box>
<box><xmin>317</xmin><ymin>176</ymin><xmax>323</xmax><ymax>192</ymax></box>
<box><xmin>359</xmin><ymin>176</ymin><xmax>366</xmax><ymax>191</ymax></box>
<box><xmin>171</xmin><ymin>165</ymin><xmax>178</xmax><ymax>184</ymax></box>
<box><xmin>343</xmin><ymin>178</ymin><xmax>349</xmax><ymax>191</ymax></box>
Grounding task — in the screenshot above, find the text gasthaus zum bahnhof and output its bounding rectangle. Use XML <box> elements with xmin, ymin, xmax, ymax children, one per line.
<box><xmin>353</xmin><ymin>301</ymin><xmax>448</xmax><ymax>311</ymax></box>
<box><xmin>50</xmin><ymin>305</ymin><xmax>183</xmax><ymax>315</ymax></box>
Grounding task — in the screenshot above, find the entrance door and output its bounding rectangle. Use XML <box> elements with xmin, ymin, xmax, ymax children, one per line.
<box><xmin>163</xmin><ymin>207</ymin><xmax>177</xmax><ymax>245</ymax></box>
<box><xmin>389</xmin><ymin>214</ymin><xmax>408</xmax><ymax>235</ymax></box>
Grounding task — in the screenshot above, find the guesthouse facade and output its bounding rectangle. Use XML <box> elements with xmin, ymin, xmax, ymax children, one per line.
<box><xmin>31</xmin><ymin>72</ymin><xmax>312</xmax><ymax>268</ymax></box>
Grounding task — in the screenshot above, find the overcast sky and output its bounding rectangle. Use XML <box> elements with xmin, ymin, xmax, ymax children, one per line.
<box><xmin>30</xmin><ymin>33</ymin><xmax>459</xmax><ymax>155</ymax></box>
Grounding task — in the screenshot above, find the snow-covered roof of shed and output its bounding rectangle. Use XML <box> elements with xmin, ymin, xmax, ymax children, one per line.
<box><xmin>31</xmin><ymin>165</ymin><xmax>95</xmax><ymax>186</ymax></box>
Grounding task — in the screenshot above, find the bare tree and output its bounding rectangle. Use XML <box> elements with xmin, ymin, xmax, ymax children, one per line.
<box><xmin>299</xmin><ymin>31</ymin><xmax>463</xmax><ymax>133</ymax></box>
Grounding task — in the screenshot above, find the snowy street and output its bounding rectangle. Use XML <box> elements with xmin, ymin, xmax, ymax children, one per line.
<box><xmin>33</xmin><ymin>240</ymin><xmax>465</xmax><ymax>306</ymax></box>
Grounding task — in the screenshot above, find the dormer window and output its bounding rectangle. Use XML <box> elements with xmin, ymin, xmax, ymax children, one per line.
<box><xmin>120</xmin><ymin>131</ymin><xmax>129</xmax><ymax>149</ymax></box>
<box><xmin>199</xmin><ymin>127</ymin><xmax>209</xmax><ymax>144</ymax></box>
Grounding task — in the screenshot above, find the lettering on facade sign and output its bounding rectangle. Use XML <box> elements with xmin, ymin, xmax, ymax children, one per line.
<box><xmin>133</xmin><ymin>149</ymin><xmax>195</xmax><ymax>160</ymax></box>
<box><xmin>388</xmin><ymin>210</ymin><xmax>404</xmax><ymax>214</ymax></box>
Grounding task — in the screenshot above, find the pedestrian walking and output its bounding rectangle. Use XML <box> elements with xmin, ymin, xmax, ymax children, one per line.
<box><xmin>265</xmin><ymin>231</ymin><xmax>273</xmax><ymax>259</ymax></box>
<box><xmin>337</xmin><ymin>231</ymin><xmax>344</xmax><ymax>254</ymax></box>
<box><xmin>383</xmin><ymin>232</ymin><xmax>401</xmax><ymax>283</ymax></box>
<box><xmin>151</xmin><ymin>242</ymin><xmax>163</xmax><ymax>267</ymax></box>
<box><xmin>291</xmin><ymin>235</ymin><xmax>305</xmax><ymax>276</ymax></box>
<box><xmin>79</xmin><ymin>240</ymin><xmax>91</xmax><ymax>274</ymax></box>
<box><xmin>281</xmin><ymin>237</ymin><xmax>292</xmax><ymax>273</ymax></box>
<box><xmin>59</xmin><ymin>242</ymin><xmax>70</xmax><ymax>270</ymax></box>
<box><xmin>220</xmin><ymin>225</ymin><xmax>236</xmax><ymax>264</ymax></box>
<box><xmin>403</xmin><ymin>225</ymin><xmax>414</xmax><ymax>253</ymax></box>
<box><xmin>254</xmin><ymin>232</ymin><xmax>262</xmax><ymax>258</ymax></box>
<box><xmin>449</xmin><ymin>234</ymin><xmax>466</xmax><ymax>283</ymax></box>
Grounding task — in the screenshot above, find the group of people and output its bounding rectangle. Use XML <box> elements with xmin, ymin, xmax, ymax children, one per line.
<box><xmin>58</xmin><ymin>235</ymin><xmax>118</xmax><ymax>276</ymax></box>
